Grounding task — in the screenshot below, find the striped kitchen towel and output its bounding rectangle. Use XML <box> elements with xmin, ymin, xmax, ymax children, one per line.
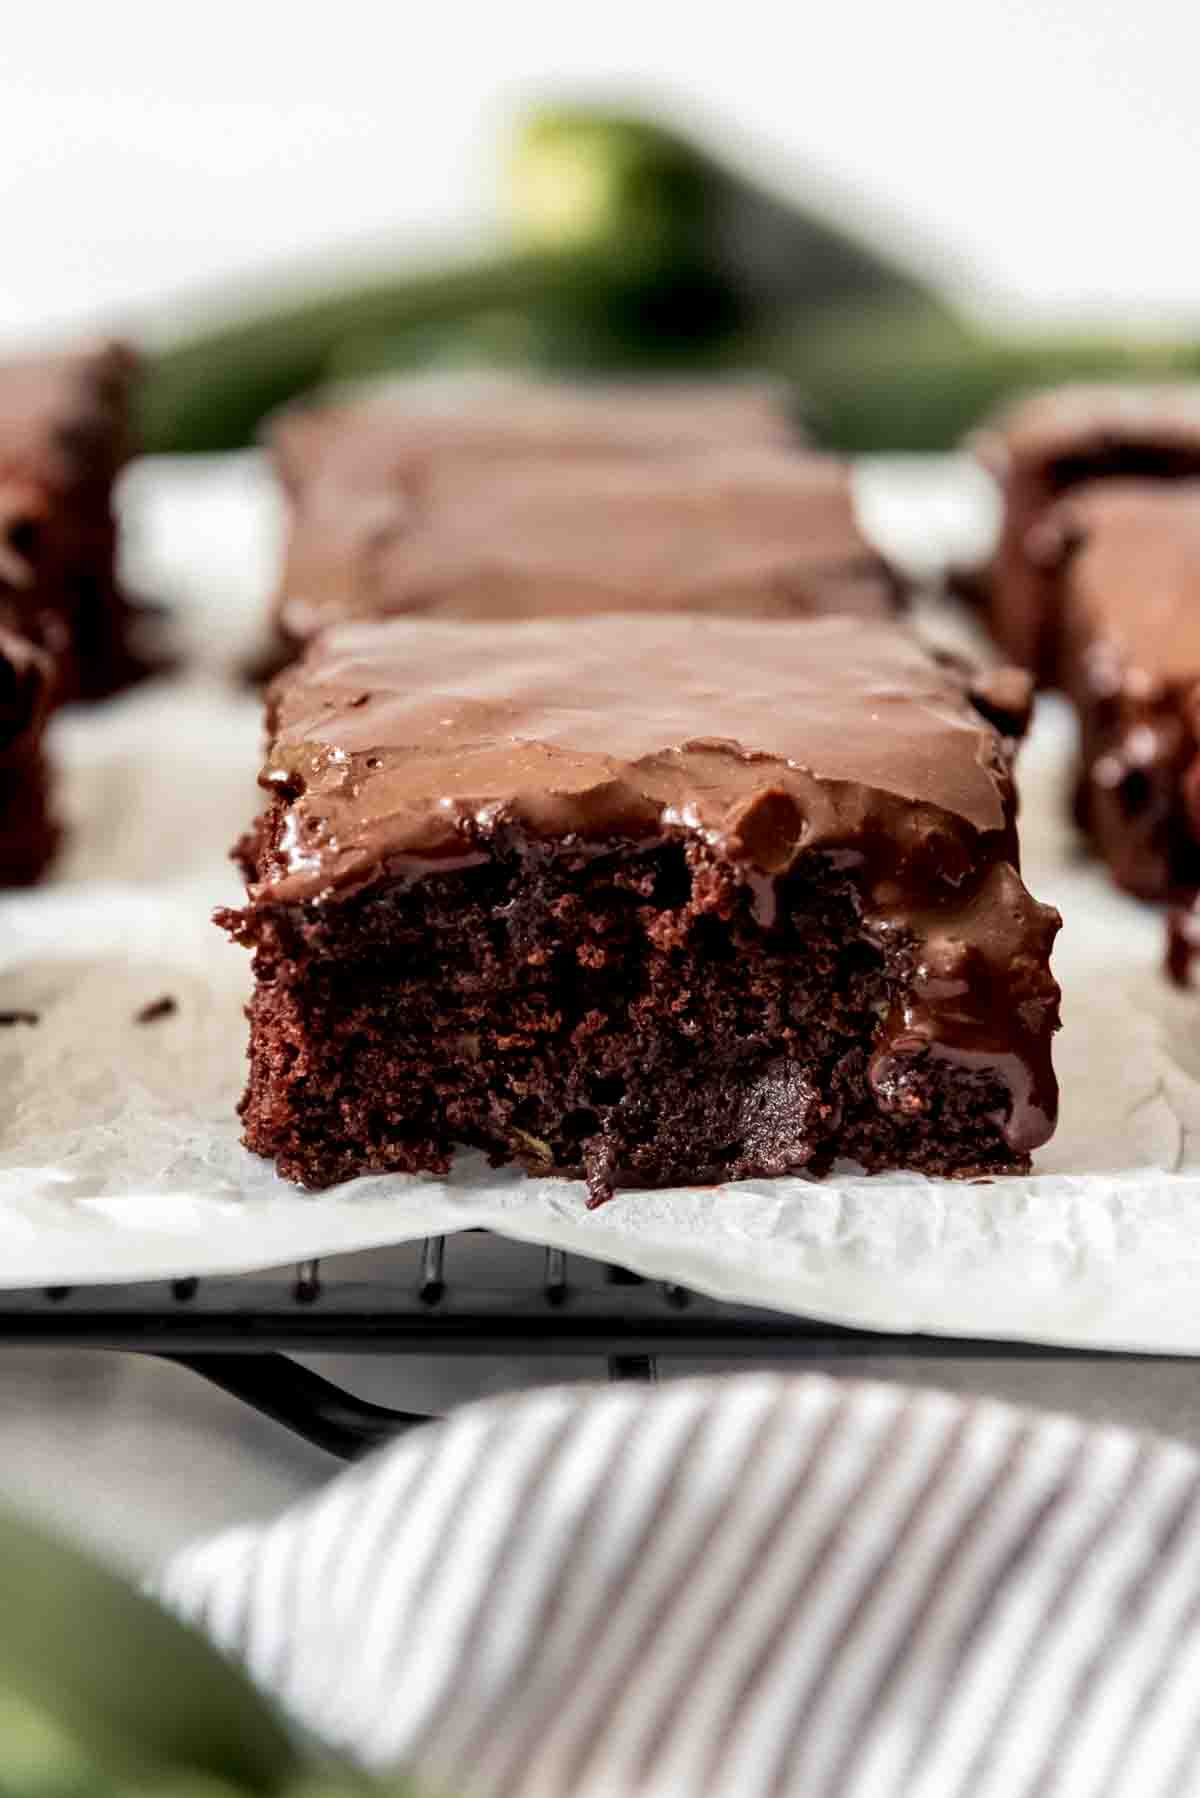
<box><xmin>158</xmin><ymin>1372</ymin><xmax>1200</xmax><ymax>1797</ymax></box>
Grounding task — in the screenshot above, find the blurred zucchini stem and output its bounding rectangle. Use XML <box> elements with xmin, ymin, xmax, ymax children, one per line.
<box><xmin>138</xmin><ymin>101</ymin><xmax>1200</xmax><ymax>457</ymax></box>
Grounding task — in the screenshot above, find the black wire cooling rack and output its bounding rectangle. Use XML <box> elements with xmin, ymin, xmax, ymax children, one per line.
<box><xmin>0</xmin><ymin>1232</ymin><xmax>1171</xmax><ymax>1458</ymax></box>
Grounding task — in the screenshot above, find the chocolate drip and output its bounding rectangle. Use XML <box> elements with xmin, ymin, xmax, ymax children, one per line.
<box><xmin>867</xmin><ymin>861</ymin><xmax>1059</xmax><ymax>1155</ymax></box>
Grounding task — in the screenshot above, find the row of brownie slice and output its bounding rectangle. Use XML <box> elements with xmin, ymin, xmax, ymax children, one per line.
<box><xmin>222</xmin><ymin>373</ymin><xmax>1063</xmax><ymax>1197</ymax></box>
<box><xmin>968</xmin><ymin>384</ymin><xmax>1200</xmax><ymax>907</ymax></box>
<box><xmin>0</xmin><ymin>340</ymin><xmax>156</xmax><ymax>882</ymax></box>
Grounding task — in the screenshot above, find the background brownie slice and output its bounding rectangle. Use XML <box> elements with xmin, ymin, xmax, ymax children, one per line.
<box><xmin>265</xmin><ymin>372</ymin><xmax>803</xmax><ymax>653</ymax></box>
<box><xmin>221</xmin><ymin>614</ymin><xmax>1060</xmax><ymax>1197</ymax></box>
<box><xmin>1042</xmin><ymin>479</ymin><xmax>1200</xmax><ymax>900</ymax></box>
<box><xmin>270</xmin><ymin>370</ymin><xmax>798</xmax><ymax>500</ymax></box>
<box><xmin>0</xmin><ymin>626</ymin><xmax>57</xmax><ymax>885</ymax></box>
<box><xmin>276</xmin><ymin>449</ymin><xmax>901</xmax><ymax>643</ymax></box>
<box><xmin>0</xmin><ymin>341</ymin><xmax>158</xmax><ymax>702</ymax></box>
<box><xmin>970</xmin><ymin>383</ymin><xmax>1200</xmax><ymax>684</ymax></box>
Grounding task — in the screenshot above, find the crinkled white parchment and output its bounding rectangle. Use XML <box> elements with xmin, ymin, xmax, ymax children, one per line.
<box><xmin>0</xmin><ymin>454</ymin><xmax>1197</xmax><ymax>1353</ymax></box>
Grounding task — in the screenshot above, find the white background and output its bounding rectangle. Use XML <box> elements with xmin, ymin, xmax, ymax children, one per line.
<box><xmin>2</xmin><ymin>0</ymin><xmax>1199</xmax><ymax>347</ymax></box>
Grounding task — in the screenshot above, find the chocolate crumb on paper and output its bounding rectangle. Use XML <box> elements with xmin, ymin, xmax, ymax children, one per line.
<box><xmin>134</xmin><ymin>995</ymin><xmax>177</xmax><ymax>1026</ymax></box>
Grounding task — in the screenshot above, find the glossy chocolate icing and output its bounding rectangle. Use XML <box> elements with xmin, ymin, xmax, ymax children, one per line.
<box><xmin>249</xmin><ymin>613</ymin><xmax>1060</xmax><ymax>1156</ymax></box>
<box><xmin>277</xmin><ymin>449</ymin><xmax>897</xmax><ymax>642</ymax></box>
<box><xmin>270</xmin><ymin>371</ymin><xmax>796</xmax><ymax>495</ymax></box>
<box><xmin>265</xmin><ymin>374</ymin><xmax>871</xmax><ymax>641</ymax></box>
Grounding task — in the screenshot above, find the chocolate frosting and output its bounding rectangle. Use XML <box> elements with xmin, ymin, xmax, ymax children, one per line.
<box><xmin>248</xmin><ymin>613</ymin><xmax>1059</xmax><ymax>1157</ymax></box>
<box><xmin>270</xmin><ymin>371</ymin><xmax>796</xmax><ymax>494</ymax></box>
<box><xmin>266</xmin><ymin>374</ymin><xmax>853</xmax><ymax>640</ymax></box>
<box><xmin>277</xmin><ymin>448</ymin><xmax>895</xmax><ymax>641</ymax></box>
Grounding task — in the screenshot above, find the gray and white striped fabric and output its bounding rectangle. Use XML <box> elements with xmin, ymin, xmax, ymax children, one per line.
<box><xmin>159</xmin><ymin>1374</ymin><xmax>1200</xmax><ymax>1797</ymax></box>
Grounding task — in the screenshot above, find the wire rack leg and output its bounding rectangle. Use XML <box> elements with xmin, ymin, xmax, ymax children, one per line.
<box><xmin>161</xmin><ymin>1353</ymin><xmax>433</xmax><ymax>1459</ymax></box>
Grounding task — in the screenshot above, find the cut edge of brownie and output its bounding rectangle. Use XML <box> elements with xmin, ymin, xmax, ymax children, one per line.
<box><xmin>221</xmin><ymin>811</ymin><xmax>1060</xmax><ymax>1201</ymax></box>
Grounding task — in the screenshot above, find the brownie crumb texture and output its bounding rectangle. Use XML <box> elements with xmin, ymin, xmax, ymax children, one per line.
<box><xmin>228</xmin><ymin>833</ymin><xmax>1057</xmax><ymax>1201</ymax></box>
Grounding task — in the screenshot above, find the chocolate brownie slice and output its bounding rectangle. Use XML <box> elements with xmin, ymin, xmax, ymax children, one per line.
<box><xmin>276</xmin><ymin>449</ymin><xmax>899</xmax><ymax>644</ymax></box>
<box><xmin>0</xmin><ymin>341</ymin><xmax>158</xmax><ymax>702</ymax></box>
<box><xmin>1041</xmin><ymin>479</ymin><xmax>1200</xmax><ymax>899</ymax></box>
<box><xmin>971</xmin><ymin>383</ymin><xmax>1200</xmax><ymax>684</ymax></box>
<box><xmin>265</xmin><ymin>372</ymin><xmax>808</xmax><ymax>653</ymax></box>
<box><xmin>221</xmin><ymin>614</ymin><xmax>1060</xmax><ymax>1197</ymax></box>
<box><xmin>0</xmin><ymin>626</ymin><xmax>57</xmax><ymax>885</ymax></box>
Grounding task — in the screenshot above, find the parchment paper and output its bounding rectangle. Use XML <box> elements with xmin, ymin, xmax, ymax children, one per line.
<box><xmin>1</xmin><ymin>454</ymin><xmax>1197</xmax><ymax>1353</ymax></box>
